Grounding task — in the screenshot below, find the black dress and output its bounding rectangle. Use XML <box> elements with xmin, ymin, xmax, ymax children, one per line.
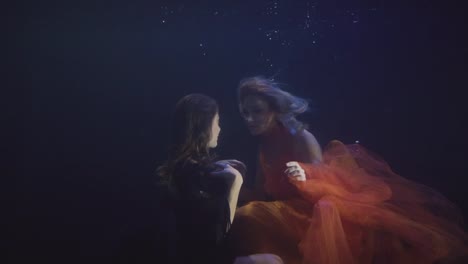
<box><xmin>169</xmin><ymin>161</ymin><xmax>232</xmax><ymax>264</ymax></box>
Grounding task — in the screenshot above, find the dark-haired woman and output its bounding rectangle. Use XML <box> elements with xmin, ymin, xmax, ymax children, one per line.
<box><xmin>158</xmin><ymin>93</ymin><xmax>283</xmax><ymax>264</ymax></box>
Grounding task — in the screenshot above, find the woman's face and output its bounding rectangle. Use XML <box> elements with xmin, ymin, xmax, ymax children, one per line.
<box><xmin>240</xmin><ymin>95</ymin><xmax>277</xmax><ymax>135</ymax></box>
<box><xmin>208</xmin><ymin>113</ymin><xmax>220</xmax><ymax>148</ymax></box>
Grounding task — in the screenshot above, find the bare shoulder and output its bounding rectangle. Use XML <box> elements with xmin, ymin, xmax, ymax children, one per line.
<box><xmin>293</xmin><ymin>129</ymin><xmax>320</xmax><ymax>148</ymax></box>
<box><xmin>293</xmin><ymin>129</ymin><xmax>323</xmax><ymax>163</ymax></box>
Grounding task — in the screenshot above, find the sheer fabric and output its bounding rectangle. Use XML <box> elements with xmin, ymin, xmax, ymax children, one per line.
<box><xmin>229</xmin><ymin>138</ymin><xmax>467</xmax><ymax>264</ymax></box>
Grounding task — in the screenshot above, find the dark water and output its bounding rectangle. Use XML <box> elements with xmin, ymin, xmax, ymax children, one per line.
<box><xmin>8</xmin><ymin>0</ymin><xmax>467</xmax><ymax>263</ymax></box>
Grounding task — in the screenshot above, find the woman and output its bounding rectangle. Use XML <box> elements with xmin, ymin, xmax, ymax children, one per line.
<box><xmin>227</xmin><ymin>77</ymin><xmax>468</xmax><ymax>264</ymax></box>
<box><xmin>157</xmin><ymin>93</ymin><xmax>283</xmax><ymax>264</ymax></box>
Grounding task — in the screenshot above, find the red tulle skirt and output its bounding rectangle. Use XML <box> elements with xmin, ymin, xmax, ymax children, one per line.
<box><xmin>228</xmin><ymin>141</ymin><xmax>468</xmax><ymax>264</ymax></box>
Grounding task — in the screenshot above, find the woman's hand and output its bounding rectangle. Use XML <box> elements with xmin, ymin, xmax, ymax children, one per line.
<box><xmin>210</xmin><ymin>162</ymin><xmax>243</xmax><ymax>184</ymax></box>
<box><xmin>284</xmin><ymin>161</ymin><xmax>306</xmax><ymax>182</ymax></box>
<box><xmin>214</xmin><ymin>159</ymin><xmax>246</xmax><ymax>176</ymax></box>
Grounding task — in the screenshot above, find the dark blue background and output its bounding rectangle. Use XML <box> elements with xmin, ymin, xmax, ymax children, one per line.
<box><xmin>9</xmin><ymin>0</ymin><xmax>467</xmax><ymax>263</ymax></box>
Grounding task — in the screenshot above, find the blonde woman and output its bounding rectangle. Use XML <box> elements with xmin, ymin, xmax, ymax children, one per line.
<box><xmin>228</xmin><ymin>76</ymin><xmax>468</xmax><ymax>264</ymax></box>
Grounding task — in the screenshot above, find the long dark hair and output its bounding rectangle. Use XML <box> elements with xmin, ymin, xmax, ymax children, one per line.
<box><xmin>157</xmin><ymin>94</ymin><xmax>219</xmax><ymax>188</ymax></box>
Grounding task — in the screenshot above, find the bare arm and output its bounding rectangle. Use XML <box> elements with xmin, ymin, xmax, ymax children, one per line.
<box><xmin>295</xmin><ymin>129</ymin><xmax>323</xmax><ymax>164</ymax></box>
<box><xmin>286</xmin><ymin>130</ymin><xmax>323</xmax><ymax>181</ymax></box>
<box><xmin>210</xmin><ymin>165</ymin><xmax>243</xmax><ymax>223</ymax></box>
<box><xmin>226</xmin><ymin>171</ymin><xmax>243</xmax><ymax>223</ymax></box>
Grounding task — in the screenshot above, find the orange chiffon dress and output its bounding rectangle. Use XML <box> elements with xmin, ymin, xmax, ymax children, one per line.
<box><xmin>228</xmin><ymin>130</ymin><xmax>468</xmax><ymax>264</ymax></box>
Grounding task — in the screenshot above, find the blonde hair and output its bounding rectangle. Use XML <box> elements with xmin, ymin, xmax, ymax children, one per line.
<box><xmin>238</xmin><ymin>76</ymin><xmax>309</xmax><ymax>134</ymax></box>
